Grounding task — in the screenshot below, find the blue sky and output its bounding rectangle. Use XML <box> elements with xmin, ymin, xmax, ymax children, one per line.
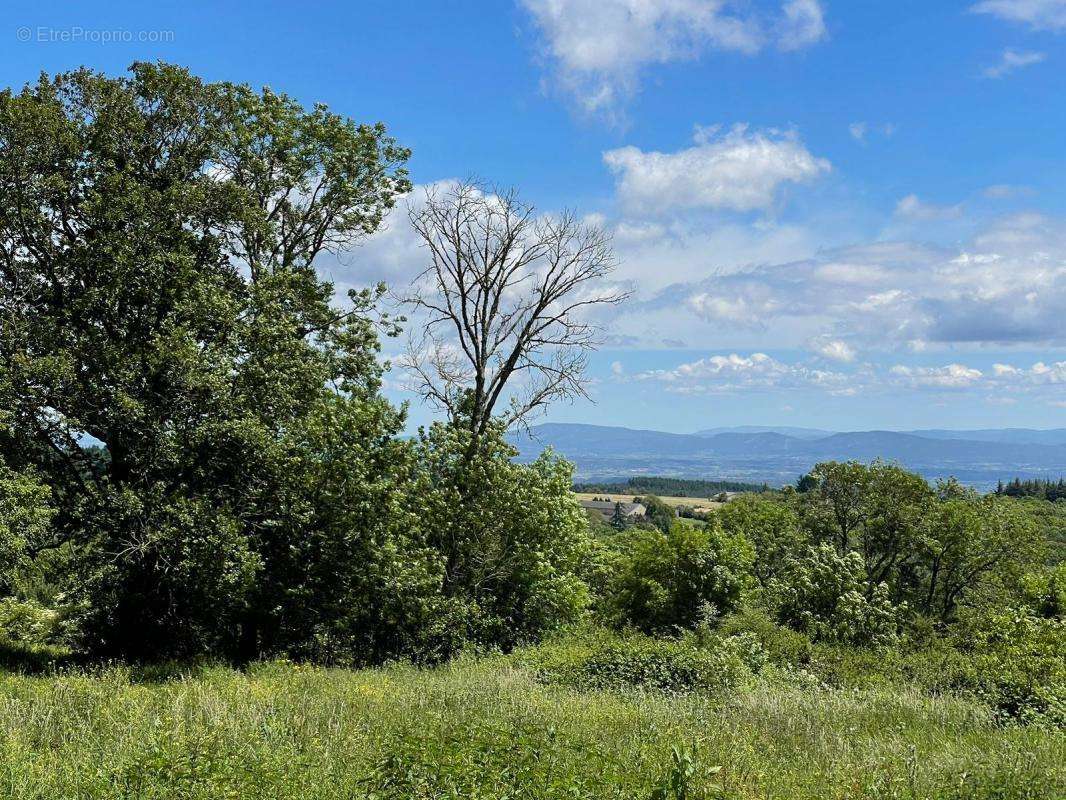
<box><xmin>4</xmin><ymin>1</ymin><xmax>1066</xmax><ymax>432</ymax></box>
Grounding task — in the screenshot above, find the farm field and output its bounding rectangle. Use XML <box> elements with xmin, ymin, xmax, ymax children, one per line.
<box><xmin>573</xmin><ymin>491</ymin><xmax>725</xmax><ymax>513</ymax></box>
<box><xmin>1</xmin><ymin>648</ymin><xmax>1063</xmax><ymax>800</ymax></box>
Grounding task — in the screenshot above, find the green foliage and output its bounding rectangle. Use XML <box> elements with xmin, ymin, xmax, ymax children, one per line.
<box><xmin>793</xmin><ymin>463</ymin><xmax>1045</xmax><ymax>623</ymax></box>
<box><xmin>603</xmin><ymin>521</ymin><xmax>754</xmax><ymax>632</ymax></box>
<box><xmin>0</xmin><ymin>63</ymin><xmax>411</xmax><ymax>661</ymax></box>
<box><xmin>918</xmin><ymin>491</ymin><xmax>1044</xmax><ymax>621</ymax></box>
<box><xmin>0</xmin><ymin>466</ymin><xmax>53</xmax><ymax>594</ymax></box>
<box><xmin>636</xmin><ymin>493</ymin><xmax>679</xmax><ymax>533</ymax></box>
<box><xmin>515</xmin><ymin>628</ymin><xmax>750</xmax><ymax>693</ymax></box>
<box><xmin>716</xmin><ymin>495</ymin><xmax>804</xmax><ymax>590</ymax></box>
<box><xmin>774</xmin><ymin>543</ymin><xmax>902</xmax><ymax>647</ymax></box>
<box><xmin>0</xmin><ymin>598</ymin><xmax>58</xmax><ymax>648</ymax></box>
<box><xmin>717</xmin><ymin>608</ymin><xmax>812</xmax><ymax>667</ymax></box>
<box><xmin>1020</xmin><ymin>562</ymin><xmax>1066</xmax><ymax>618</ymax></box>
<box><xmin>0</xmin><ymin>654</ymin><xmax>1062</xmax><ymax>799</ymax></box>
<box><xmin>415</xmin><ymin>422</ymin><xmax>593</xmax><ymax>652</ymax></box>
<box><xmin>952</xmin><ymin>605</ymin><xmax>1066</xmax><ymax>726</ymax></box>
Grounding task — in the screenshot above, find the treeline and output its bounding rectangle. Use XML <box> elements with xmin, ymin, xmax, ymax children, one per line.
<box><xmin>574</xmin><ymin>476</ymin><xmax>769</xmax><ymax>496</ymax></box>
<box><xmin>996</xmin><ymin>477</ymin><xmax>1066</xmax><ymax>502</ymax></box>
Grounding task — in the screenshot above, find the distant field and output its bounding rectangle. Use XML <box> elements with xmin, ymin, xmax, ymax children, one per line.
<box><xmin>573</xmin><ymin>491</ymin><xmax>724</xmax><ymax>512</ymax></box>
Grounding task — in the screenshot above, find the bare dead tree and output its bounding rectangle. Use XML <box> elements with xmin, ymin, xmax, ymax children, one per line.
<box><xmin>402</xmin><ymin>181</ymin><xmax>628</xmax><ymax>440</ymax></box>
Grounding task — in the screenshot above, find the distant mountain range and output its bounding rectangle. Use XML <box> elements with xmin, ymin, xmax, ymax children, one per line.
<box><xmin>510</xmin><ymin>424</ymin><xmax>1066</xmax><ymax>490</ymax></box>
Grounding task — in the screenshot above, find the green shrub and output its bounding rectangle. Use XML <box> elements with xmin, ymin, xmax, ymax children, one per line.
<box><xmin>0</xmin><ymin>597</ymin><xmax>69</xmax><ymax>670</ymax></box>
<box><xmin>415</xmin><ymin>423</ymin><xmax>594</xmax><ymax>653</ymax></box>
<box><xmin>514</xmin><ymin>628</ymin><xmax>749</xmax><ymax>693</ymax></box>
<box><xmin>954</xmin><ymin>607</ymin><xmax>1066</xmax><ymax>726</ymax></box>
<box><xmin>717</xmin><ymin>609</ymin><xmax>812</xmax><ymax>667</ymax></box>
<box><xmin>773</xmin><ymin>543</ymin><xmax>901</xmax><ymax>647</ymax></box>
<box><xmin>0</xmin><ymin>598</ymin><xmax>58</xmax><ymax>647</ymax></box>
<box><xmin>603</xmin><ymin>521</ymin><xmax>754</xmax><ymax>633</ymax></box>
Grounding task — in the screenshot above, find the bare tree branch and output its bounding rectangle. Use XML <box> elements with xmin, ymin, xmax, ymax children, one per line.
<box><xmin>401</xmin><ymin>181</ymin><xmax>628</xmax><ymax>439</ymax></box>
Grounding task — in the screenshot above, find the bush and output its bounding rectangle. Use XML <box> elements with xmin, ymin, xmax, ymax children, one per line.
<box><xmin>603</xmin><ymin>521</ymin><xmax>754</xmax><ymax>633</ymax></box>
<box><xmin>416</xmin><ymin>423</ymin><xmax>593</xmax><ymax>652</ymax></box>
<box><xmin>717</xmin><ymin>608</ymin><xmax>812</xmax><ymax>667</ymax></box>
<box><xmin>773</xmin><ymin>543</ymin><xmax>901</xmax><ymax>647</ymax></box>
<box><xmin>0</xmin><ymin>597</ymin><xmax>69</xmax><ymax>670</ymax></box>
<box><xmin>514</xmin><ymin>628</ymin><xmax>749</xmax><ymax>693</ymax></box>
<box><xmin>0</xmin><ymin>597</ymin><xmax>59</xmax><ymax>647</ymax></box>
<box><xmin>953</xmin><ymin>606</ymin><xmax>1066</xmax><ymax>725</ymax></box>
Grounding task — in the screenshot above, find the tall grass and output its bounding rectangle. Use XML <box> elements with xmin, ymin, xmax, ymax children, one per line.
<box><xmin>0</xmin><ymin>656</ymin><xmax>1062</xmax><ymax>799</ymax></box>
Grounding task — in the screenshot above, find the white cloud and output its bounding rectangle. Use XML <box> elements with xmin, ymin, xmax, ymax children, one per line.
<box><xmin>895</xmin><ymin>194</ymin><xmax>964</xmax><ymax>221</ymax></box>
<box><xmin>1030</xmin><ymin>360</ymin><xmax>1066</xmax><ymax>383</ymax></box>
<box><xmin>983</xmin><ymin>361</ymin><xmax>1066</xmax><ymax>386</ymax></box>
<box><xmin>777</xmin><ymin>0</ymin><xmax>828</xmax><ymax>51</ymax></box>
<box><xmin>890</xmin><ymin>363</ymin><xmax>984</xmax><ymax>389</ymax></box>
<box><xmin>614</xmin><ymin>213</ymin><xmax>1066</xmax><ymax>353</ymax></box>
<box><xmin>809</xmin><ymin>336</ymin><xmax>857</xmax><ymax>362</ymax></box>
<box><xmin>610</xmin><ymin>360</ymin><xmax>625</xmax><ymax>376</ymax></box>
<box><xmin>603</xmin><ymin>124</ymin><xmax>830</xmax><ymax>214</ymax></box>
<box><xmin>686</xmin><ymin>285</ymin><xmax>782</xmax><ymax>327</ymax></box>
<box><xmin>971</xmin><ymin>0</ymin><xmax>1066</xmax><ymax>31</ymax></box>
<box><xmin>521</xmin><ymin>0</ymin><xmax>828</xmax><ymax>118</ymax></box>
<box><xmin>634</xmin><ymin>352</ymin><xmax>849</xmax><ymax>393</ymax></box>
<box><xmin>983</xmin><ymin>48</ymin><xmax>1046</xmax><ymax>78</ymax></box>
<box><xmin>626</xmin><ymin>351</ymin><xmax>1066</xmax><ymax>399</ymax></box>
<box><xmin>983</xmin><ymin>183</ymin><xmax>1035</xmax><ymax>199</ymax></box>
<box><xmin>607</xmin><ymin>217</ymin><xmax>820</xmax><ymax>290</ymax></box>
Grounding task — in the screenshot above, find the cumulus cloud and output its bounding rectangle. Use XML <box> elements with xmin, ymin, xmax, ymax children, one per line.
<box><xmin>983</xmin><ymin>48</ymin><xmax>1046</xmax><ymax>78</ymax></box>
<box><xmin>634</xmin><ymin>352</ymin><xmax>849</xmax><ymax>393</ymax></box>
<box><xmin>976</xmin><ymin>360</ymin><xmax>1066</xmax><ymax>387</ymax></box>
<box><xmin>1029</xmin><ymin>360</ymin><xmax>1066</xmax><ymax>383</ymax></box>
<box><xmin>521</xmin><ymin>0</ymin><xmax>827</xmax><ymax>118</ymax></box>
<box><xmin>615</xmin><ymin>213</ymin><xmax>1066</xmax><ymax>353</ymax></box>
<box><xmin>809</xmin><ymin>336</ymin><xmax>857</xmax><ymax>362</ymax></box>
<box><xmin>627</xmin><ymin>351</ymin><xmax>1066</xmax><ymax>398</ymax></box>
<box><xmin>603</xmin><ymin>124</ymin><xmax>830</xmax><ymax>214</ymax></box>
<box><xmin>971</xmin><ymin>0</ymin><xmax>1066</xmax><ymax>31</ymax></box>
<box><xmin>890</xmin><ymin>363</ymin><xmax>984</xmax><ymax>389</ymax></box>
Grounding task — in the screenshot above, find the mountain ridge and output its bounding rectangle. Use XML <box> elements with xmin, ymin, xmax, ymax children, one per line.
<box><xmin>511</xmin><ymin>423</ymin><xmax>1066</xmax><ymax>489</ymax></box>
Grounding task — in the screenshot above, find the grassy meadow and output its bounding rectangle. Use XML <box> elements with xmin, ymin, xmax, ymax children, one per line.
<box><xmin>1</xmin><ymin>649</ymin><xmax>1062</xmax><ymax>800</ymax></box>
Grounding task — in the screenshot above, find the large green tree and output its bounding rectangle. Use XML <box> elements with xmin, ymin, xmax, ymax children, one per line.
<box><xmin>415</xmin><ymin>422</ymin><xmax>593</xmax><ymax>652</ymax></box>
<box><xmin>0</xmin><ymin>62</ymin><xmax>418</xmax><ymax>660</ymax></box>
